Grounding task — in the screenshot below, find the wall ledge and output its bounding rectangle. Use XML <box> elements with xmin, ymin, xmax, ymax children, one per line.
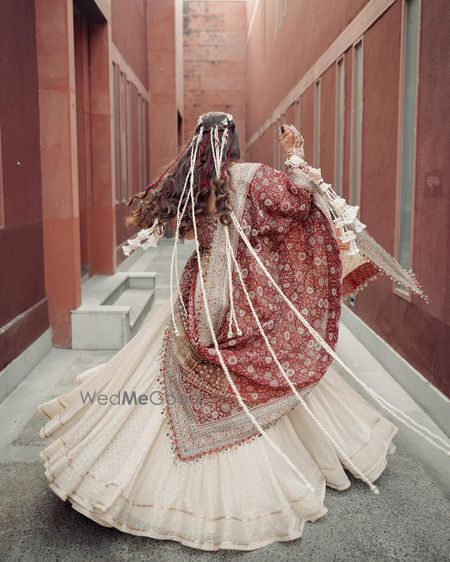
<box><xmin>341</xmin><ymin>304</ymin><xmax>450</xmax><ymax>438</ymax></box>
<box><xmin>0</xmin><ymin>328</ymin><xmax>53</xmax><ymax>405</ymax></box>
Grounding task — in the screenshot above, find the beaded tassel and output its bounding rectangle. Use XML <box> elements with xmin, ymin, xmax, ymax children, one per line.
<box><xmin>285</xmin><ymin>126</ymin><xmax>429</xmax><ymax>300</ymax></box>
<box><xmin>121</xmin><ymin>220</ymin><xmax>163</xmax><ymax>256</ymax></box>
<box><xmin>303</xmin><ymin>163</ymin><xmax>365</xmax><ymax>256</ymax></box>
<box><xmin>284</xmin><ymin>127</ymin><xmax>366</xmax><ymax>256</ymax></box>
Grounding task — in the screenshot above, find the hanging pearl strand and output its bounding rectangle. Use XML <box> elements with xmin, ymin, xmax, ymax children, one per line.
<box><xmin>169</xmin><ymin>128</ymin><xmax>204</xmax><ymax>335</ymax></box>
<box><xmin>230</xmin><ymin>212</ymin><xmax>450</xmax><ymax>457</ymax></box>
<box><xmin>223</xmin><ymin>227</ymin><xmax>381</xmax><ymax>494</ymax></box>
<box><xmin>188</xmin><ymin>166</ymin><xmax>317</xmax><ymax>494</ymax></box>
<box><xmin>225</xmin><ymin>238</ymin><xmax>242</xmax><ymax>338</ymax></box>
<box><xmin>210</xmin><ymin>123</ymin><xmax>242</xmax><ymax>338</ymax></box>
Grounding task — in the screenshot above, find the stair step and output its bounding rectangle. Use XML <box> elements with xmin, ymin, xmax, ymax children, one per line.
<box><xmin>71</xmin><ymin>272</ymin><xmax>157</xmax><ymax>350</ymax></box>
<box><xmin>113</xmin><ymin>287</ymin><xmax>154</xmax><ymax>328</ymax></box>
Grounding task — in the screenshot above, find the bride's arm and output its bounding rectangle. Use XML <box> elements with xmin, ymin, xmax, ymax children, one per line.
<box><xmin>277</xmin><ymin>124</ymin><xmax>316</xmax><ymax>192</ymax></box>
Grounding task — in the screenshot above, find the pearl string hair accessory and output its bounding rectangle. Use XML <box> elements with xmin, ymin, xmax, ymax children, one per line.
<box><xmin>202</xmin><ymin>112</ymin><xmax>242</xmax><ymax>338</ymax></box>
<box><xmin>121</xmin><ymin>134</ymin><xmax>201</xmax><ymax>258</ymax></box>
<box><xmin>169</xmin><ymin>126</ymin><xmax>205</xmax><ymax>335</ymax></box>
<box><xmin>198</xmin><ymin>112</ymin><xmax>233</xmax><ymax>128</ymax></box>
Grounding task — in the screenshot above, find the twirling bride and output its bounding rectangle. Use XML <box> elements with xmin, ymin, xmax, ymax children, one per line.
<box><xmin>38</xmin><ymin>111</ymin><xmax>448</xmax><ymax>551</ymax></box>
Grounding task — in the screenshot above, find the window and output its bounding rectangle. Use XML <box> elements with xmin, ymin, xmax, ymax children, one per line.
<box><xmin>137</xmin><ymin>94</ymin><xmax>143</xmax><ymax>193</ymax></box>
<box><xmin>276</xmin><ymin>118</ymin><xmax>281</xmax><ymax>170</ymax></box>
<box><xmin>396</xmin><ymin>0</ymin><xmax>420</xmax><ymax>275</ymax></box>
<box><xmin>119</xmin><ymin>71</ymin><xmax>127</xmax><ymax>203</ymax></box>
<box><xmin>274</xmin><ymin>118</ymin><xmax>282</xmax><ymax>170</ymax></box>
<box><xmin>137</xmin><ymin>95</ymin><xmax>149</xmax><ymax>191</ymax></box>
<box><xmin>143</xmin><ymin>99</ymin><xmax>149</xmax><ymax>185</ymax></box>
<box><xmin>314</xmin><ymin>80</ymin><xmax>321</xmax><ymax>167</ymax></box>
<box><xmin>112</xmin><ymin>63</ymin><xmax>121</xmax><ymax>203</ymax></box>
<box><xmin>295</xmin><ymin>98</ymin><xmax>301</xmax><ymax>130</ymax></box>
<box><xmin>262</xmin><ymin>0</ymin><xmax>266</xmax><ymax>62</ymax></box>
<box><xmin>351</xmin><ymin>40</ymin><xmax>363</xmax><ymax>206</ymax></box>
<box><xmin>177</xmin><ymin>110</ymin><xmax>183</xmax><ymax>152</ymax></box>
<box><xmin>113</xmin><ymin>64</ymin><xmax>149</xmax><ymax>203</ymax></box>
<box><xmin>335</xmin><ymin>57</ymin><xmax>345</xmax><ymax>195</ymax></box>
<box><xmin>125</xmin><ymin>79</ymin><xmax>132</xmax><ymax>202</ymax></box>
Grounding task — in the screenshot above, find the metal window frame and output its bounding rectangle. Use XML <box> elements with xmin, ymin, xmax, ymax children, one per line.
<box><xmin>349</xmin><ymin>37</ymin><xmax>364</xmax><ymax>208</ymax></box>
<box><xmin>314</xmin><ymin>79</ymin><xmax>321</xmax><ymax>168</ymax></box>
<box><xmin>334</xmin><ymin>55</ymin><xmax>345</xmax><ymax>195</ymax></box>
<box><xmin>393</xmin><ymin>0</ymin><xmax>421</xmax><ymax>302</ymax></box>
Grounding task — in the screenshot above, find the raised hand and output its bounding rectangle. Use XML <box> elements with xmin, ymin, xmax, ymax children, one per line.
<box><xmin>277</xmin><ymin>123</ymin><xmax>304</xmax><ymax>156</ymax></box>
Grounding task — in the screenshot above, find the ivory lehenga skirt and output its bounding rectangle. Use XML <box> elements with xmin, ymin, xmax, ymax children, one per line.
<box><xmin>38</xmin><ymin>304</ymin><xmax>398</xmax><ymax>551</ymax></box>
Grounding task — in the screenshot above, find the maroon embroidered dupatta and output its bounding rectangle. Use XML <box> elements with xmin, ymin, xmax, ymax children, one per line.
<box><xmin>160</xmin><ymin>162</ymin><xmax>344</xmax><ymax>461</ymax></box>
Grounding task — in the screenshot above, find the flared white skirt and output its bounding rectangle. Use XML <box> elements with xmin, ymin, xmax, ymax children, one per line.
<box><xmin>38</xmin><ymin>305</ymin><xmax>398</xmax><ymax>551</ymax></box>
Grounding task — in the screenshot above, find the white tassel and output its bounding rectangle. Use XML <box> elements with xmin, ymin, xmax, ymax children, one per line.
<box><xmin>339</xmin><ymin>228</ymin><xmax>356</xmax><ymax>244</ymax></box>
<box><xmin>286</xmin><ymin>145</ymin><xmax>367</xmax><ymax>255</ymax></box>
<box><xmin>347</xmin><ymin>239</ymin><xmax>360</xmax><ymax>256</ymax></box>
<box><xmin>121</xmin><ymin>221</ymin><xmax>163</xmax><ymax>256</ymax></box>
<box><xmin>210</xmin><ymin>125</ymin><xmax>229</xmax><ymax>178</ymax></box>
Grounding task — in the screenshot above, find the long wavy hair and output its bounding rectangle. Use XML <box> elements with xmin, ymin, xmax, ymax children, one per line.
<box><xmin>125</xmin><ymin>111</ymin><xmax>241</xmax><ymax>239</ymax></box>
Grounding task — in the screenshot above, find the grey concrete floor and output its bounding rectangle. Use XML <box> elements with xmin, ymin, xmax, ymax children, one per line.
<box><xmin>0</xmin><ymin>239</ymin><xmax>449</xmax><ymax>562</ymax></box>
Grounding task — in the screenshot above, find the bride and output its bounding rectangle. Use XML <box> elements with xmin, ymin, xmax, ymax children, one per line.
<box><xmin>38</xmin><ymin>111</ymin><xmax>445</xmax><ymax>551</ymax></box>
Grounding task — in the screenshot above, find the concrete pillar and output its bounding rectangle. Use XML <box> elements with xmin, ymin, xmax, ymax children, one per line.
<box><xmin>88</xmin><ymin>20</ymin><xmax>116</xmax><ymax>274</ymax></box>
<box><xmin>35</xmin><ymin>0</ymin><xmax>81</xmax><ymax>347</ymax></box>
<box><xmin>147</xmin><ymin>0</ymin><xmax>179</xmax><ymax>180</ymax></box>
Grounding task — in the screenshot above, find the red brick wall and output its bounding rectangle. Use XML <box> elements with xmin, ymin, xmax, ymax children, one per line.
<box><xmin>246</xmin><ymin>0</ymin><xmax>370</xmax><ymax>142</ymax></box>
<box><xmin>147</xmin><ymin>0</ymin><xmax>178</xmax><ymax>180</ymax></box>
<box><xmin>183</xmin><ymin>0</ymin><xmax>247</xmax><ymax>154</ymax></box>
<box><xmin>111</xmin><ymin>0</ymin><xmax>148</xmax><ymax>87</ymax></box>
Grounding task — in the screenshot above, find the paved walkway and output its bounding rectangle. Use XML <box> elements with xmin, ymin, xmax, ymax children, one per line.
<box><xmin>0</xmin><ymin>240</ymin><xmax>449</xmax><ymax>561</ymax></box>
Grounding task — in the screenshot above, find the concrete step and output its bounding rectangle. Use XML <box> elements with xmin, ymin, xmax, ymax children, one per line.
<box><xmin>71</xmin><ymin>272</ymin><xmax>156</xmax><ymax>350</ymax></box>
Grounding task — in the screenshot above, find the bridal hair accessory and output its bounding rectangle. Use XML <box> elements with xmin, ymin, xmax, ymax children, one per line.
<box><xmin>198</xmin><ymin>112</ymin><xmax>233</xmax><ymax>128</ymax></box>
<box><xmin>284</xmin><ymin>125</ymin><xmax>429</xmax><ymax>302</ymax></box>
<box><xmin>122</xmin><ymin>113</ymin><xmax>235</xmax><ymax>258</ymax></box>
<box><xmin>170</xmin><ymin>112</ymin><xmax>243</xmax><ymax>339</ymax></box>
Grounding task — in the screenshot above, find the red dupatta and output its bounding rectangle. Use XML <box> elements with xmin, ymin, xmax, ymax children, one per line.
<box><xmin>160</xmin><ymin>162</ymin><xmax>343</xmax><ymax>461</ymax></box>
